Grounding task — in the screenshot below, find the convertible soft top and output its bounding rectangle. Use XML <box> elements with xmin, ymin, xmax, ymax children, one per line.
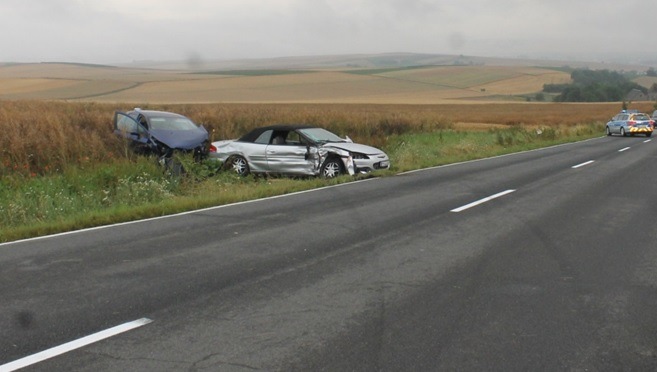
<box><xmin>238</xmin><ymin>124</ymin><xmax>313</xmax><ymax>143</ymax></box>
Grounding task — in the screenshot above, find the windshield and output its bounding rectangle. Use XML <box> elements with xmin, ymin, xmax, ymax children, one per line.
<box><xmin>298</xmin><ymin>128</ymin><xmax>346</xmax><ymax>143</ymax></box>
<box><xmin>149</xmin><ymin>117</ymin><xmax>199</xmax><ymax>131</ymax></box>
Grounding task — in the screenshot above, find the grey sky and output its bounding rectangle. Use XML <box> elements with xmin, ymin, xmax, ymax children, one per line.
<box><xmin>1</xmin><ymin>0</ymin><xmax>655</xmax><ymax>65</ymax></box>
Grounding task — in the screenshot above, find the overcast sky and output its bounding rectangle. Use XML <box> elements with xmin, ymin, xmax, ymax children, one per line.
<box><xmin>1</xmin><ymin>0</ymin><xmax>655</xmax><ymax>65</ymax></box>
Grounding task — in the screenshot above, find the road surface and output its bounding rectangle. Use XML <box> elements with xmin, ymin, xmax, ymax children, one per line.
<box><xmin>2</xmin><ymin>134</ymin><xmax>657</xmax><ymax>371</ymax></box>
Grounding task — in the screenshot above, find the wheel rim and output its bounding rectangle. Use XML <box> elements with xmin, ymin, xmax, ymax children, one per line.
<box><xmin>621</xmin><ymin>128</ymin><xmax>625</xmax><ymax>136</ymax></box>
<box><xmin>323</xmin><ymin>161</ymin><xmax>341</xmax><ymax>178</ymax></box>
<box><xmin>232</xmin><ymin>157</ymin><xmax>248</xmax><ymax>175</ymax></box>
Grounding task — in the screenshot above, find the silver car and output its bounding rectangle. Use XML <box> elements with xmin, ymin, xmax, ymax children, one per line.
<box><xmin>605</xmin><ymin>111</ymin><xmax>654</xmax><ymax>137</ymax></box>
<box><xmin>211</xmin><ymin>125</ymin><xmax>390</xmax><ymax>178</ymax></box>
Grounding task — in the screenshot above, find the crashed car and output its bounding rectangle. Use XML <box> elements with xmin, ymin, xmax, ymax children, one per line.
<box><xmin>113</xmin><ymin>109</ymin><xmax>213</xmax><ymax>161</ymax></box>
<box><xmin>210</xmin><ymin>125</ymin><xmax>390</xmax><ymax>178</ymax></box>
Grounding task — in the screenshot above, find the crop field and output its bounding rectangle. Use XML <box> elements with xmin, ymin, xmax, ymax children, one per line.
<box><xmin>0</xmin><ymin>63</ymin><xmax>573</xmax><ymax>103</ymax></box>
<box><xmin>1</xmin><ymin>59</ymin><xmax>656</xmax><ymax>241</ymax></box>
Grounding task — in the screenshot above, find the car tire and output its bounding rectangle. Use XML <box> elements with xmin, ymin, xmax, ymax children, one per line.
<box><xmin>229</xmin><ymin>155</ymin><xmax>250</xmax><ymax>176</ymax></box>
<box><xmin>321</xmin><ymin>157</ymin><xmax>344</xmax><ymax>178</ymax></box>
<box><xmin>647</xmin><ymin>132</ymin><xmax>653</xmax><ymax>138</ymax></box>
<box><xmin>620</xmin><ymin>127</ymin><xmax>626</xmax><ymax>137</ymax></box>
<box><xmin>606</xmin><ymin>126</ymin><xmax>612</xmax><ymax>136</ymax></box>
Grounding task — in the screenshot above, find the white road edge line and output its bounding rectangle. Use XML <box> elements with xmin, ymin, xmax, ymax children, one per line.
<box><xmin>572</xmin><ymin>160</ymin><xmax>594</xmax><ymax>169</ymax></box>
<box><xmin>451</xmin><ymin>189</ymin><xmax>516</xmax><ymax>213</ymax></box>
<box><xmin>0</xmin><ymin>318</ymin><xmax>153</xmax><ymax>372</ymax></box>
<box><xmin>619</xmin><ymin>147</ymin><xmax>631</xmax><ymax>152</ymax></box>
<box><xmin>1</xmin><ymin>137</ymin><xmax>606</xmax><ymax>247</ymax></box>
<box><xmin>0</xmin><ymin>179</ymin><xmax>380</xmax><ymax>247</ymax></box>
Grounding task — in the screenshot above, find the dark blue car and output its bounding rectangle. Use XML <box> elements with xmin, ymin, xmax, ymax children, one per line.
<box><xmin>114</xmin><ymin>109</ymin><xmax>213</xmax><ymax>160</ymax></box>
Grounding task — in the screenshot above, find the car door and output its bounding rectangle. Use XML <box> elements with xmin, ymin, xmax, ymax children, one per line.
<box><xmin>113</xmin><ymin>112</ymin><xmax>151</xmax><ymax>154</ymax></box>
<box><xmin>265</xmin><ymin>130</ymin><xmax>315</xmax><ymax>175</ymax></box>
<box><xmin>235</xmin><ymin>129</ymin><xmax>270</xmax><ymax>173</ymax></box>
<box><xmin>608</xmin><ymin>114</ymin><xmax>624</xmax><ymax>134</ymax></box>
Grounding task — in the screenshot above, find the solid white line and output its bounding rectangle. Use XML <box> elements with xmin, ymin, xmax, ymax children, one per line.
<box><xmin>400</xmin><ymin>136</ymin><xmax>604</xmax><ymax>176</ymax></box>
<box><xmin>572</xmin><ymin>160</ymin><xmax>594</xmax><ymax>169</ymax></box>
<box><xmin>451</xmin><ymin>190</ymin><xmax>516</xmax><ymax>213</ymax></box>
<box><xmin>619</xmin><ymin>147</ymin><xmax>631</xmax><ymax>152</ymax></box>
<box><xmin>0</xmin><ymin>318</ymin><xmax>152</xmax><ymax>372</ymax></box>
<box><xmin>644</xmin><ymin>139</ymin><xmax>652</xmax><ymax>143</ymax></box>
<box><xmin>0</xmin><ymin>136</ymin><xmax>606</xmax><ymax>247</ymax></box>
<box><xmin>0</xmin><ymin>178</ymin><xmax>380</xmax><ymax>247</ymax></box>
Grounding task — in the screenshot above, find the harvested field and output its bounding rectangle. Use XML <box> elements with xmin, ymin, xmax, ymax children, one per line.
<box><xmin>0</xmin><ymin>63</ymin><xmax>574</xmax><ymax>104</ymax></box>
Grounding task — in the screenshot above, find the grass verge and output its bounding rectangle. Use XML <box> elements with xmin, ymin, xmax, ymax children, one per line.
<box><xmin>0</xmin><ymin>123</ymin><xmax>602</xmax><ymax>243</ymax></box>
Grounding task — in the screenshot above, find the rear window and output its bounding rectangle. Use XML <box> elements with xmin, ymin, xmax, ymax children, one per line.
<box><xmin>632</xmin><ymin>114</ymin><xmax>650</xmax><ymax>120</ymax></box>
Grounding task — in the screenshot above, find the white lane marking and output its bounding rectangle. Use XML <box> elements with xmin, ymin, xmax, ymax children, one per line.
<box><xmin>644</xmin><ymin>139</ymin><xmax>652</xmax><ymax>143</ymax></box>
<box><xmin>451</xmin><ymin>190</ymin><xmax>516</xmax><ymax>213</ymax></box>
<box><xmin>619</xmin><ymin>147</ymin><xmax>631</xmax><ymax>152</ymax></box>
<box><xmin>401</xmin><ymin>136</ymin><xmax>604</xmax><ymax>176</ymax></box>
<box><xmin>0</xmin><ymin>318</ymin><xmax>152</xmax><ymax>372</ymax></box>
<box><xmin>572</xmin><ymin>160</ymin><xmax>594</xmax><ymax>169</ymax></box>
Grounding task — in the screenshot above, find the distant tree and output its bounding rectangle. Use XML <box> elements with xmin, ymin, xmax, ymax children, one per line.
<box><xmin>543</xmin><ymin>83</ymin><xmax>569</xmax><ymax>93</ymax></box>
<box><xmin>648</xmin><ymin>67</ymin><xmax>657</xmax><ymax>77</ymax></box>
<box><xmin>550</xmin><ymin>69</ymin><xmax>645</xmax><ymax>102</ymax></box>
<box><xmin>535</xmin><ymin>92</ymin><xmax>545</xmax><ymax>101</ymax></box>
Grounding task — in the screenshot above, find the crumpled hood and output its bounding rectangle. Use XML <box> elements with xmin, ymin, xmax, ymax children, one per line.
<box><xmin>323</xmin><ymin>142</ymin><xmax>385</xmax><ymax>155</ymax></box>
<box><xmin>151</xmin><ymin>127</ymin><xmax>208</xmax><ymax>150</ymax></box>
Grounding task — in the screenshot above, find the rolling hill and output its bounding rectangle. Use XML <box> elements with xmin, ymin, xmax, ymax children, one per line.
<box><xmin>0</xmin><ymin>53</ymin><xmax>651</xmax><ymax>104</ymax></box>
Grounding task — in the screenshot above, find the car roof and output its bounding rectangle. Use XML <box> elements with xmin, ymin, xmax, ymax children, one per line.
<box><xmin>128</xmin><ymin>109</ymin><xmax>187</xmax><ymax>119</ymax></box>
<box><xmin>238</xmin><ymin>124</ymin><xmax>315</xmax><ymax>142</ymax></box>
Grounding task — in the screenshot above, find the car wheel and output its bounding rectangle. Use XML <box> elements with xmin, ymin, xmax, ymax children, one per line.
<box><xmin>229</xmin><ymin>156</ymin><xmax>250</xmax><ymax>176</ymax></box>
<box><xmin>647</xmin><ymin>132</ymin><xmax>653</xmax><ymax>138</ymax></box>
<box><xmin>606</xmin><ymin>126</ymin><xmax>612</xmax><ymax>136</ymax></box>
<box><xmin>159</xmin><ymin>155</ymin><xmax>185</xmax><ymax>176</ymax></box>
<box><xmin>620</xmin><ymin>127</ymin><xmax>626</xmax><ymax>137</ymax></box>
<box><xmin>321</xmin><ymin>157</ymin><xmax>344</xmax><ymax>178</ymax></box>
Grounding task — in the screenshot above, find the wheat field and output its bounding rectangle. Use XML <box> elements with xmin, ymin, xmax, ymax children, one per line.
<box><xmin>1</xmin><ymin>62</ymin><xmax>655</xmax><ymax>177</ymax></box>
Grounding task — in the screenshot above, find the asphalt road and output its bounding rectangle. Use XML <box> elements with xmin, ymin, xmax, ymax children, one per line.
<box><xmin>2</xmin><ymin>134</ymin><xmax>657</xmax><ymax>371</ymax></box>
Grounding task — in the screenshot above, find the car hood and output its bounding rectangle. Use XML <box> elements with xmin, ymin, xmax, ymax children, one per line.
<box><xmin>151</xmin><ymin>127</ymin><xmax>208</xmax><ymax>149</ymax></box>
<box><xmin>323</xmin><ymin>142</ymin><xmax>385</xmax><ymax>155</ymax></box>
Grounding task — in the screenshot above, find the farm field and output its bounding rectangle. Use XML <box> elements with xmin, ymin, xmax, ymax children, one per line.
<box><xmin>0</xmin><ymin>62</ymin><xmax>572</xmax><ymax>104</ymax></box>
<box><xmin>2</xmin><ymin>56</ymin><xmax>656</xmax><ymax>242</ymax></box>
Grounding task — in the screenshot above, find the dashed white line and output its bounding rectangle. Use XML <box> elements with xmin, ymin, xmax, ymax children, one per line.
<box><xmin>572</xmin><ymin>160</ymin><xmax>595</xmax><ymax>169</ymax></box>
<box><xmin>0</xmin><ymin>318</ymin><xmax>153</xmax><ymax>372</ymax></box>
<box><xmin>619</xmin><ymin>147</ymin><xmax>631</xmax><ymax>152</ymax></box>
<box><xmin>644</xmin><ymin>139</ymin><xmax>652</xmax><ymax>143</ymax></box>
<box><xmin>451</xmin><ymin>190</ymin><xmax>516</xmax><ymax>213</ymax></box>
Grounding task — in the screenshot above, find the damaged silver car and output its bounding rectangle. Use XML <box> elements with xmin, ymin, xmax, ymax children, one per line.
<box><xmin>211</xmin><ymin>125</ymin><xmax>390</xmax><ymax>178</ymax></box>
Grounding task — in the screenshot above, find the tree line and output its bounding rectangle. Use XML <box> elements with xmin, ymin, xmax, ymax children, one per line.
<box><xmin>543</xmin><ymin>69</ymin><xmax>649</xmax><ymax>102</ymax></box>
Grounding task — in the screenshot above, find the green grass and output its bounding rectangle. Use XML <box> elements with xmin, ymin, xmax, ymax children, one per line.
<box><xmin>0</xmin><ymin>124</ymin><xmax>603</xmax><ymax>243</ymax></box>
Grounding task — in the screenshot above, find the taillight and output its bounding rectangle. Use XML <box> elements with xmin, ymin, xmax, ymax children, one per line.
<box><xmin>628</xmin><ymin>121</ymin><xmax>636</xmax><ymax>127</ymax></box>
<box><xmin>209</xmin><ymin>144</ymin><xmax>217</xmax><ymax>153</ymax></box>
